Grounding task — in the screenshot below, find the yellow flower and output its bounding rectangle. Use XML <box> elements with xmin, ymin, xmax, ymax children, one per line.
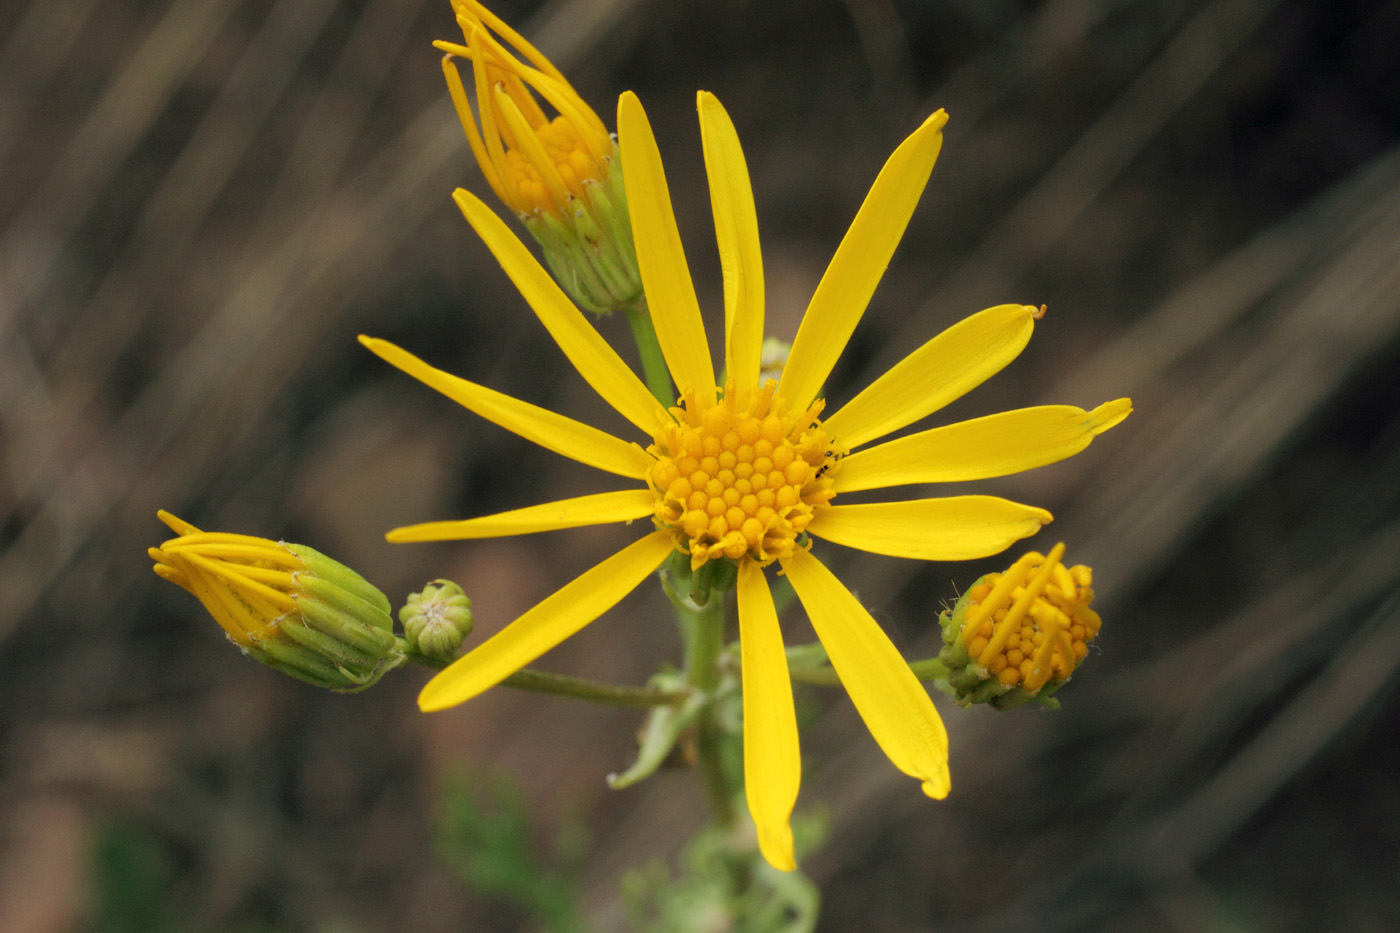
<box><xmin>939</xmin><ymin>543</ymin><xmax>1101</xmax><ymax>709</ymax></box>
<box><xmin>360</xmin><ymin>91</ymin><xmax>1131</xmax><ymax>870</ymax></box>
<box><xmin>436</xmin><ymin>1</ymin><xmax>640</xmax><ymax>312</ymax></box>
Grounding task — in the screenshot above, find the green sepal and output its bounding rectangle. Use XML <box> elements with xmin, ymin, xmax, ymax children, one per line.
<box><xmin>245</xmin><ymin>636</ymin><xmax>348</xmax><ymax>687</ymax></box>
<box><xmin>292</xmin><ymin>594</ymin><xmax>395</xmax><ymax>663</ymax></box>
<box><xmin>286</xmin><ymin>543</ymin><xmax>391</xmax><ymax>616</ymax></box>
<box><xmin>275</xmin><ymin>607</ymin><xmax>378</xmax><ymax>672</ymax></box>
<box><xmin>681</xmin><ymin>556</ymin><xmax>739</xmax><ymax>607</ymax></box>
<box><xmin>519</xmin><ymin>148</ymin><xmax>643</xmax><ymax>315</ymax></box>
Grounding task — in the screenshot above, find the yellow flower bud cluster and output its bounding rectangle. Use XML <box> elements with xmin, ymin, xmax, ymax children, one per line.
<box><xmin>938</xmin><ymin>543</ymin><xmax>1100</xmax><ymax>709</ymax></box>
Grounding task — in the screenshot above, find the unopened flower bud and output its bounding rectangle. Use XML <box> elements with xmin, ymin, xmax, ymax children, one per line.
<box><xmin>438</xmin><ymin>0</ymin><xmax>642</xmax><ymax>313</ymax></box>
<box><xmin>399</xmin><ymin>579</ymin><xmax>474</xmax><ymax>660</ymax></box>
<box><xmin>148</xmin><ymin>511</ymin><xmax>403</xmax><ymax>692</ymax></box>
<box><xmin>938</xmin><ymin>543</ymin><xmax>1100</xmax><ymax>709</ymax></box>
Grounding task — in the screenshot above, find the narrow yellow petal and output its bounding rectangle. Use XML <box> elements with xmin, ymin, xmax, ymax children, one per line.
<box><xmin>387</xmin><ymin>489</ymin><xmax>655</xmax><ymax>542</ymax></box>
<box><xmin>418</xmin><ymin>531</ymin><xmax>674</xmax><ymax>711</ymax></box>
<box><xmin>453</xmin><ymin>189</ymin><xmax>661</xmax><ymax>434</ymax></box>
<box><xmin>698</xmin><ymin>92</ymin><xmax>764</xmax><ymax>393</ymax></box>
<box><xmin>777</xmin><ymin>110</ymin><xmax>948</xmax><ymax>409</ymax></box>
<box><xmin>822</xmin><ymin>303</ymin><xmax>1039</xmax><ymax>450</ymax></box>
<box><xmin>491</xmin><ymin>84</ymin><xmax>572</xmax><ymax>212</ymax></box>
<box><xmin>808</xmin><ymin>496</ymin><xmax>1051</xmax><ymax>560</ymax></box>
<box><xmin>458</xmin><ymin>0</ymin><xmax>569</xmax><ymax>102</ymax></box>
<box><xmin>834</xmin><ymin>399</ymin><xmax>1133</xmax><ymax>492</ymax></box>
<box><xmin>359</xmin><ymin>335</ymin><xmax>652</xmax><ymax>479</ymax></box>
<box><xmin>736</xmin><ymin>564</ymin><xmax>800</xmax><ymax>872</ymax></box>
<box><xmin>617</xmin><ymin>91</ymin><xmax>716</xmax><ymax>405</ymax></box>
<box><xmin>781</xmin><ymin>549</ymin><xmax>950</xmax><ymax>798</ymax></box>
<box><xmin>156</xmin><ymin>509</ymin><xmax>201</xmax><ymax>536</ymax></box>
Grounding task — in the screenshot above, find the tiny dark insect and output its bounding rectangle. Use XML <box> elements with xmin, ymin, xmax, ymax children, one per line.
<box><xmin>815</xmin><ymin>448</ymin><xmax>845</xmax><ymax>479</ymax></box>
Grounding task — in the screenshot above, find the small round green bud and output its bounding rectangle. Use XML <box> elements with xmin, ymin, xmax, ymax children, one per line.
<box><xmin>148</xmin><ymin>510</ymin><xmax>403</xmax><ymax>692</ymax></box>
<box><xmin>399</xmin><ymin>579</ymin><xmax>474</xmax><ymax>660</ymax></box>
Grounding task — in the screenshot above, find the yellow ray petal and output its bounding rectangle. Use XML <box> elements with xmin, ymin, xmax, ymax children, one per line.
<box><xmin>453</xmin><ymin>189</ymin><xmax>661</xmax><ymax>434</ymax></box>
<box><xmin>777</xmin><ymin>110</ymin><xmax>948</xmax><ymax>409</ymax></box>
<box><xmin>698</xmin><ymin>92</ymin><xmax>764</xmax><ymax>394</ymax></box>
<box><xmin>834</xmin><ymin>399</ymin><xmax>1133</xmax><ymax>492</ymax></box>
<box><xmin>736</xmin><ymin>563</ymin><xmax>800</xmax><ymax>872</ymax></box>
<box><xmin>387</xmin><ymin>489</ymin><xmax>656</xmax><ymax>543</ymax></box>
<box><xmin>822</xmin><ymin>303</ymin><xmax>1039</xmax><ymax>450</ymax></box>
<box><xmin>418</xmin><ymin>531</ymin><xmax>674</xmax><ymax>711</ymax></box>
<box><xmin>617</xmin><ymin>91</ymin><xmax>716</xmax><ymax>406</ymax></box>
<box><xmin>781</xmin><ymin>548</ymin><xmax>950</xmax><ymax>798</ymax></box>
<box><xmin>156</xmin><ymin>509</ymin><xmax>202</xmax><ymax>536</ymax></box>
<box><xmin>808</xmin><ymin>496</ymin><xmax>1051</xmax><ymax>560</ymax></box>
<box><xmin>359</xmin><ymin>335</ymin><xmax>652</xmax><ymax>479</ymax></box>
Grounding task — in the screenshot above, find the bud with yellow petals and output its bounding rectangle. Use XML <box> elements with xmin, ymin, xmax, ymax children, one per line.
<box><xmin>938</xmin><ymin>543</ymin><xmax>1101</xmax><ymax>709</ymax></box>
<box><xmin>149</xmin><ymin>511</ymin><xmax>403</xmax><ymax>692</ymax></box>
<box><xmin>436</xmin><ymin>0</ymin><xmax>641</xmax><ymax>313</ymax></box>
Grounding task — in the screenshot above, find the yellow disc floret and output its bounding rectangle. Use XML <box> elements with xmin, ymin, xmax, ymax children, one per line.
<box><xmin>500</xmin><ymin>115</ymin><xmax>607</xmax><ymax>215</ymax></box>
<box><xmin>647</xmin><ymin>380</ymin><xmax>845</xmax><ymax>570</ymax></box>
<box><xmin>958</xmin><ymin>543</ymin><xmax>1099</xmax><ymax>692</ymax></box>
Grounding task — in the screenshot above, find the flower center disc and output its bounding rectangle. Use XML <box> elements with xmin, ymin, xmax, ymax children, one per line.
<box><xmin>647</xmin><ymin>381</ymin><xmax>844</xmax><ymax>569</ymax></box>
<box><xmin>503</xmin><ymin>115</ymin><xmax>603</xmax><ymax>213</ymax></box>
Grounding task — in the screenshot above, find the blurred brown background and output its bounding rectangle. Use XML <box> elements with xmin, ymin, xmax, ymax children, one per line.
<box><xmin>2</xmin><ymin>0</ymin><xmax>1399</xmax><ymax>929</ymax></box>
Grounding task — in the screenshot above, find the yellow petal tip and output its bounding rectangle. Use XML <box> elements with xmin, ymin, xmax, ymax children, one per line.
<box><xmin>757</xmin><ymin>827</ymin><xmax>797</xmax><ymax>873</ymax></box>
<box><xmin>451</xmin><ymin>187</ymin><xmax>481</xmax><ymax>212</ymax></box>
<box><xmin>417</xmin><ymin>678</ymin><xmax>456</xmax><ymax>713</ymax></box>
<box><xmin>1090</xmin><ymin>397</ymin><xmax>1134</xmax><ymax>435</ymax></box>
<box><xmin>921</xmin><ymin>771</ymin><xmax>952</xmax><ymax>800</ymax></box>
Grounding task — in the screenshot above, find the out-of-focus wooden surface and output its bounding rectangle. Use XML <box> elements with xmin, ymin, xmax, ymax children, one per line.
<box><xmin>2</xmin><ymin>0</ymin><xmax>1397</xmax><ymax>929</ymax></box>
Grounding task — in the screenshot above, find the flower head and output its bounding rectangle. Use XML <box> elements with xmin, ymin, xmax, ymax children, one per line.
<box><xmin>361</xmin><ymin>91</ymin><xmax>1130</xmax><ymax>870</ymax></box>
<box><xmin>648</xmin><ymin>379</ymin><xmax>842</xmax><ymax>571</ymax></box>
<box><xmin>939</xmin><ymin>543</ymin><xmax>1101</xmax><ymax>709</ymax></box>
<box><xmin>149</xmin><ymin>511</ymin><xmax>401</xmax><ymax>691</ymax></box>
<box><xmin>437</xmin><ymin>0</ymin><xmax>640</xmax><ymax>312</ymax></box>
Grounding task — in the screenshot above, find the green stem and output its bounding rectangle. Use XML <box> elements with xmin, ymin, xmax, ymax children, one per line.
<box><xmin>787</xmin><ymin>649</ymin><xmax>949</xmax><ymax>687</ymax></box>
<box><xmin>502</xmin><ymin>668</ymin><xmax>689</xmax><ymax>709</ymax></box>
<box><xmin>624</xmin><ymin>300</ymin><xmax>674</xmax><ymax>406</ymax></box>
<box><xmin>662</xmin><ymin>572</ymin><xmax>736</xmax><ymax>826</ymax></box>
<box><xmin>402</xmin><ymin>648</ymin><xmax>687</xmax><ymax>708</ymax></box>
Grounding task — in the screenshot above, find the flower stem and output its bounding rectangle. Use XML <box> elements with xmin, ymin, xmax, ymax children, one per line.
<box><xmin>624</xmin><ymin>300</ymin><xmax>675</xmax><ymax>406</ymax></box>
<box><xmin>786</xmin><ymin>647</ymin><xmax>949</xmax><ymax>687</ymax></box>
<box><xmin>402</xmin><ymin>647</ymin><xmax>687</xmax><ymax>708</ymax></box>
<box><xmin>502</xmin><ymin>668</ymin><xmax>689</xmax><ymax>708</ymax></box>
<box><xmin>661</xmin><ymin>572</ymin><xmax>736</xmax><ymax>827</ymax></box>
